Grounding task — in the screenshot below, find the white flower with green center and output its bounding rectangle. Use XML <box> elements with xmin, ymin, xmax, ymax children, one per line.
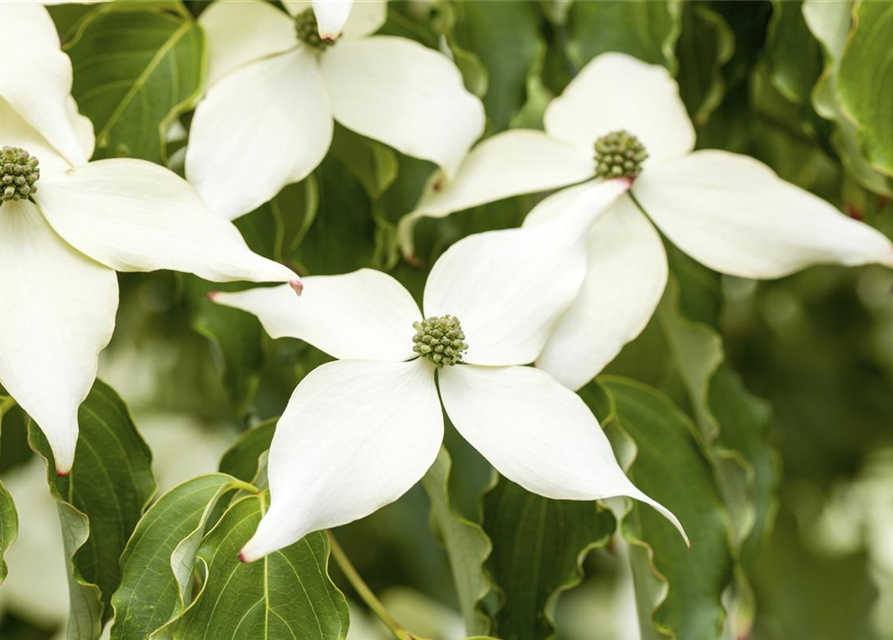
<box><xmin>212</xmin><ymin>183</ymin><xmax>686</xmax><ymax>562</ymax></box>
<box><xmin>0</xmin><ymin>4</ymin><xmax>300</xmax><ymax>474</ymax></box>
<box><xmin>398</xmin><ymin>52</ymin><xmax>893</xmax><ymax>391</ymax></box>
<box><xmin>185</xmin><ymin>0</ymin><xmax>485</xmax><ymax>219</ymax></box>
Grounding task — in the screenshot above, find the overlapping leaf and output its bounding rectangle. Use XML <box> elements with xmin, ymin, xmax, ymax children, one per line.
<box><xmin>29</xmin><ymin>380</ymin><xmax>156</xmax><ymax>640</ymax></box>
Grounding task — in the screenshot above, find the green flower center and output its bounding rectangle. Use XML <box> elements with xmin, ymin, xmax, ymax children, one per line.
<box><xmin>412</xmin><ymin>315</ymin><xmax>468</xmax><ymax>368</ymax></box>
<box><xmin>593</xmin><ymin>130</ymin><xmax>648</xmax><ymax>179</ymax></box>
<box><xmin>294</xmin><ymin>9</ymin><xmax>337</xmax><ymax>50</ymax></box>
<box><xmin>1</xmin><ymin>146</ymin><xmax>40</xmax><ymax>202</ymax></box>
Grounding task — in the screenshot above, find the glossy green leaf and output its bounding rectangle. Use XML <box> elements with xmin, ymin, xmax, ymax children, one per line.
<box><xmin>66</xmin><ymin>2</ymin><xmax>204</xmax><ymax>163</ymax></box>
<box><xmin>29</xmin><ymin>380</ymin><xmax>156</xmax><ymax>639</ymax></box>
<box><xmin>0</xmin><ymin>395</ymin><xmax>18</xmax><ymax>585</ymax></box>
<box><xmin>218</xmin><ymin>421</ymin><xmax>275</xmax><ymax>484</ymax></box>
<box><xmin>110</xmin><ymin>474</ymin><xmax>248</xmax><ymax>640</ymax></box>
<box><xmin>483</xmin><ymin>478</ymin><xmax>616</xmax><ymax>640</ymax></box>
<box><xmin>838</xmin><ymin>2</ymin><xmax>893</xmax><ymax>178</ymax></box>
<box><xmin>676</xmin><ymin>4</ymin><xmax>734</xmax><ymax>126</ymax></box>
<box><xmin>168</xmin><ymin>493</ymin><xmax>349</xmax><ymax>640</ymax></box>
<box><xmin>765</xmin><ymin>0</ymin><xmax>822</xmax><ymax>106</ymax></box>
<box><xmin>567</xmin><ymin>0</ymin><xmax>682</xmax><ymax>71</ymax></box>
<box><xmin>591</xmin><ymin>377</ymin><xmax>734</xmax><ymax>640</ymax></box>
<box><xmin>450</xmin><ymin>2</ymin><xmax>544</xmax><ymax>131</ymax></box>
<box><xmin>421</xmin><ymin>447</ymin><xmax>492</xmax><ymax>636</ymax></box>
<box><xmin>805</xmin><ymin>0</ymin><xmax>893</xmax><ymax>195</ymax></box>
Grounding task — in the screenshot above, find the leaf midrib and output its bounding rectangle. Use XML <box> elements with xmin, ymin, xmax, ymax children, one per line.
<box><xmin>96</xmin><ymin>20</ymin><xmax>192</xmax><ymax>144</ymax></box>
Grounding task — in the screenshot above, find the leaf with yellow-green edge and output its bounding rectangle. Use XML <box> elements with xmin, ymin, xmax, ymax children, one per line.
<box><xmin>676</xmin><ymin>3</ymin><xmax>734</xmax><ymax>126</ymax></box>
<box><xmin>765</xmin><ymin>0</ymin><xmax>823</xmax><ymax>107</ymax></box>
<box><xmin>218</xmin><ymin>421</ymin><xmax>276</xmax><ymax>485</ymax></box>
<box><xmin>28</xmin><ymin>380</ymin><xmax>156</xmax><ymax>640</ymax></box>
<box><xmin>110</xmin><ymin>474</ymin><xmax>251</xmax><ymax>640</ymax></box>
<box><xmin>567</xmin><ymin>0</ymin><xmax>682</xmax><ymax>72</ymax></box>
<box><xmin>482</xmin><ymin>477</ymin><xmax>616</xmax><ymax>640</ymax></box>
<box><xmin>0</xmin><ymin>394</ymin><xmax>18</xmax><ymax>585</ymax></box>
<box><xmin>65</xmin><ymin>1</ymin><xmax>205</xmax><ymax>164</ymax></box>
<box><xmin>587</xmin><ymin>377</ymin><xmax>734</xmax><ymax>640</ymax></box>
<box><xmin>421</xmin><ymin>447</ymin><xmax>492</xmax><ymax>636</ymax></box>
<box><xmin>838</xmin><ymin>2</ymin><xmax>893</xmax><ymax>179</ymax></box>
<box><xmin>167</xmin><ymin>492</ymin><xmax>349</xmax><ymax>640</ymax></box>
<box><xmin>804</xmin><ymin>0</ymin><xmax>893</xmax><ymax>196</ymax></box>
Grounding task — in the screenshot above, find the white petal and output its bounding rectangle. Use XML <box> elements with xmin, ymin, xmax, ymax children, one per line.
<box><xmin>312</xmin><ymin>0</ymin><xmax>353</xmax><ymax>39</ymax></box>
<box><xmin>321</xmin><ymin>36</ymin><xmax>485</xmax><ymax>175</ymax></box>
<box><xmin>199</xmin><ymin>0</ymin><xmax>298</xmax><ymax>85</ymax></box>
<box><xmin>0</xmin><ymin>3</ymin><xmax>93</xmax><ymax>167</ymax></box>
<box><xmin>186</xmin><ymin>50</ymin><xmax>332</xmax><ymax>219</ymax></box>
<box><xmin>34</xmin><ymin>158</ymin><xmax>299</xmax><ymax>284</ymax></box>
<box><xmin>544</xmin><ymin>52</ymin><xmax>694</xmax><ymax>163</ymax></box>
<box><xmin>239</xmin><ymin>359</ymin><xmax>442</xmax><ymax>561</ymax></box>
<box><xmin>284</xmin><ymin>1</ymin><xmax>387</xmax><ymax>38</ymax></box>
<box><xmin>634</xmin><ymin>151</ymin><xmax>893</xmax><ymax>278</ymax></box>
<box><xmin>0</xmin><ymin>97</ymin><xmax>71</xmax><ymax>178</ymax></box>
<box><xmin>0</xmin><ymin>200</ymin><xmax>118</xmax><ymax>474</ymax></box>
<box><xmin>439</xmin><ymin>364</ymin><xmax>685</xmax><ymax>538</ymax></box>
<box><xmin>212</xmin><ymin>269</ymin><xmax>421</xmax><ymax>361</ymax></box>
<box><xmin>424</xmin><ymin>179</ymin><xmax>630</xmax><ymax>366</ymax></box>
<box><xmin>525</xmin><ymin>192</ymin><xmax>668</xmax><ymax>390</ymax></box>
<box><xmin>397</xmin><ymin>130</ymin><xmax>594</xmax><ymax>257</ymax></box>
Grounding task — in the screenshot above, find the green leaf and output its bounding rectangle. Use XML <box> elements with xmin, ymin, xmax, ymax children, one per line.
<box><xmin>29</xmin><ymin>380</ymin><xmax>156</xmax><ymax>639</ymax></box>
<box><xmin>676</xmin><ymin>4</ymin><xmax>734</xmax><ymax>126</ymax></box>
<box><xmin>421</xmin><ymin>447</ymin><xmax>492</xmax><ymax>636</ymax></box>
<box><xmin>0</xmin><ymin>395</ymin><xmax>18</xmax><ymax>585</ymax></box>
<box><xmin>838</xmin><ymin>2</ymin><xmax>893</xmax><ymax>178</ymax></box>
<box><xmin>764</xmin><ymin>0</ymin><xmax>822</xmax><ymax>106</ymax></box>
<box><xmin>66</xmin><ymin>2</ymin><xmax>204</xmax><ymax>164</ymax></box>
<box><xmin>110</xmin><ymin>474</ymin><xmax>247</xmax><ymax>640</ymax></box>
<box><xmin>805</xmin><ymin>0</ymin><xmax>893</xmax><ymax>195</ymax></box>
<box><xmin>187</xmin><ymin>277</ymin><xmax>264</xmax><ymax>415</ymax></box>
<box><xmin>449</xmin><ymin>2</ymin><xmax>544</xmax><ymax>131</ymax></box>
<box><xmin>218</xmin><ymin>421</ymin><xmax>275</xmax><ymax>484</ymax></box>
<box><xmin>168</xmin><ymin>493</ymin><xmax>349</xmax><ymax>640</ymax></box>
<box><xmin>591</xmin><ymin>377</ymin><xmax>734</xmax><ymax>640</ymax></box>
<box><xmin>482</xmin><ymin>478</ymin><xmax>616</xmax><ymax>640</ymax></box>
<box><xmin>567</xmin><ymin>0</ymin><xmax>682</xmax><ymax>71</ymax></box>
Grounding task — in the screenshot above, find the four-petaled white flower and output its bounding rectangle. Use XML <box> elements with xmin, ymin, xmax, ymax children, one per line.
<box><xmin>212</xmin><ymin>182</ymin><xmax>686</xmax><ymax>562</ymax></box>
<box><xmin>0</xmin><ymin>4</ymin><xmax>300</xmax><ymax>474</ymax></box>
<box><xmin>398</xmin><ymin>52</ymin><xmax>893</xmax><ymax>391</ymax></box>
<box><xmin>186</xmin><ymin>0</ymin><xmax>485</xmax><ymax>219</ymax></box>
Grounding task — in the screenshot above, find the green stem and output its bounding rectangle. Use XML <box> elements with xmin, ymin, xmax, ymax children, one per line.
<box><xmin>327</xmin><ymin>531</ymin><xmax>433</xmax><ymax>640</ymax></box>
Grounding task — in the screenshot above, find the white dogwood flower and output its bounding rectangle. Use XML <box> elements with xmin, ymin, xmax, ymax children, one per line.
<box><xmin>398</xmin><ymin>52</ymin><xmax>893</xmax><ymax>391</ymax></box>
<box><xmin>186</xmin><ymin>0</ymin><xmax>485</xmax><ymax>219</ymax></box>
<box><xmin>0</xmin><ymin>4</ymin><xmax>300</xmax><ymax>474</ymax></box>
<box><xmin>212</xmin><ymin>182</ymin><xmax>686</xmax><ymax>562</ymax></box>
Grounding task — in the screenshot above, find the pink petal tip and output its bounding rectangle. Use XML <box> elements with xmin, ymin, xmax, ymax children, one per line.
<box><xmin>207</xmin><ymin>291</ymin><xmax>220</xmax><ymax>302</ymax></box>
<box><xmin>289</xmin><ymin>279</ymin><xmax>304</xmax><ymax>296</ymax></box>
<box><xmin>56</xmin><ymin>468</ymin><xmax>70</xmax><ymax>477</ymax></box>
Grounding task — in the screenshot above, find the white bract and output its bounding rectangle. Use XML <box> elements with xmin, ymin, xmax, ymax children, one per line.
<box><xmin>213</xmin><ymin>182</ymin><xmax>686</xmax><ymax>562</ymax></box>
<box><xmin>399</xmin><ymin>52</ymin><xmax>893</xmax><ymax>391</ymax></box>
<box><xmin>186</xmin><ymin>0</ymin><xmax>485</xmax><ymax>219</ymax></box>
<box><xmin>0</xmin><ymin>4</ymin><xmax>299</xmax><ymax>474</ymax></box>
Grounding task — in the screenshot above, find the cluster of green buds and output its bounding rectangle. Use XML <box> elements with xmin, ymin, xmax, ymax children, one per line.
<box><xmin>1</xmin><ymin>146</ymin><xmax>40</xmax><ymax>202</ymax></box>
<box><xmin>295</xmin><ymin>8</ymin><xmax>337</xmax><ymax>50</ymax></box>
<box><xmin>412</xmin><ymin>315</ymin><xmax>468</xmax><ymax>368</ymax></box>
<box><xmin>593</xmin><ymin>130</ymin><xmax>648</xmax><ymax>179</ymax></box>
